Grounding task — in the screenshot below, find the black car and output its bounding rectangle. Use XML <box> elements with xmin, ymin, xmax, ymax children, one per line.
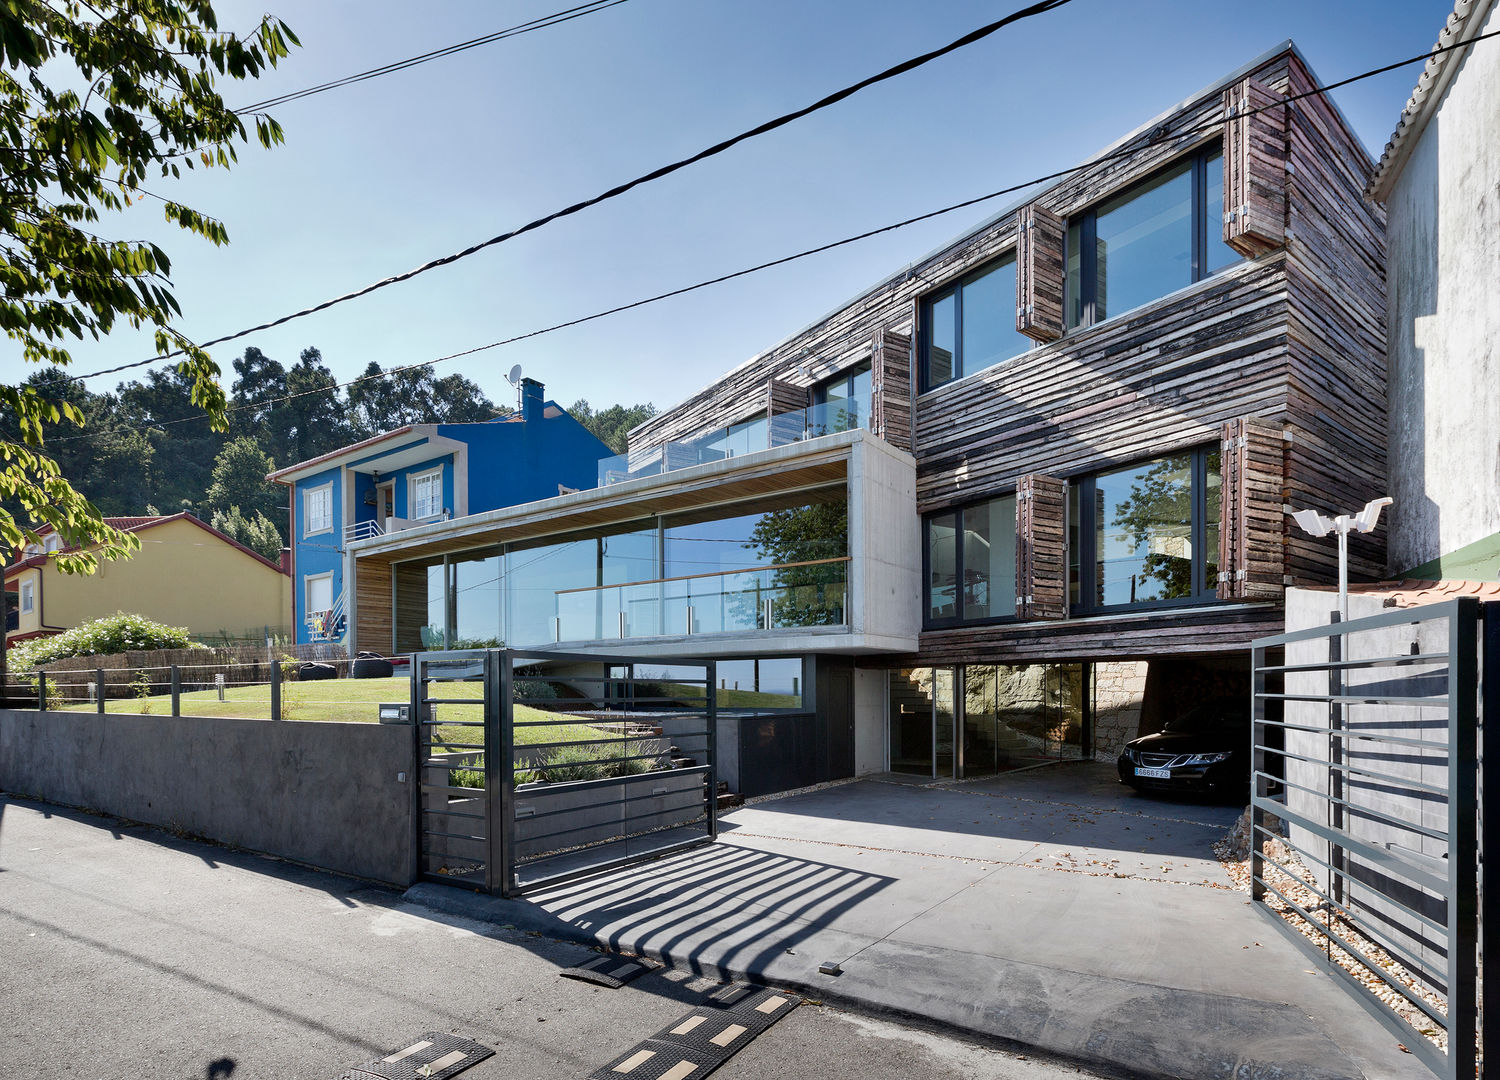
<box><xmin>1117</xmin><ymin>697</ymin><xmax>1252</xmax><ymax>798</ymax></box>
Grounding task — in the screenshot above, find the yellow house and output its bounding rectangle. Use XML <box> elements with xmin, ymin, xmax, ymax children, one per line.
<box><xmin>4</xmin><ymin>514</ymin><xmax>292</xmax><ymax>647</ymax></box>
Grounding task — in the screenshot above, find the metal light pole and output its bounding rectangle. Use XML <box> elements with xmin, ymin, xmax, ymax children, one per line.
<box><xmin>1288</xmin><ymin>498</ymin><xmax>1393</xmax><ymax>622</ymax></box>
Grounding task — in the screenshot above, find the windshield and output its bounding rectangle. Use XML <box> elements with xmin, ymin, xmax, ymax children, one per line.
<box><xmin>1164</xmin><ymin>698</ymin><xmax>1250</xmax><ymax>734</ymax></box>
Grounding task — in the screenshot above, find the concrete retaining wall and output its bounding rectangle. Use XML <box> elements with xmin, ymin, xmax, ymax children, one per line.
<box><xmin>0</xmin><ymin>709</ymin><xmax>415</xmax><ymax>887</ymax></box>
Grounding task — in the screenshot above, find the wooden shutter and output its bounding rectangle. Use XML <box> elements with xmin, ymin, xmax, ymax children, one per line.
<box><xmin>1015</xmin><ymin>203</ymin><xmax>1065</xmax><ymax>343</ymax></box>
<box><xmin>1218</xmin><ymin>417</ymin><xmax>1286</xmax><ymax>600</ymax></box>
<box><xmin>869</xmin><ymin>328</ymin><xmax>912</xmax><ymax>452</ymax></box>
<box><xmin>1015</xmin><ymin>473</ymin><xmax>1066</xmax><ymax>620</ymax></box>
<box><xmin>766</xmin><ymin>377</ymin><xmax>809</xmax><ymax>447</ymax></box>
<box><xmin>1222</xmin><ymin>77</ymin><xmax>1286</xmax><ymax>257</ymax></box>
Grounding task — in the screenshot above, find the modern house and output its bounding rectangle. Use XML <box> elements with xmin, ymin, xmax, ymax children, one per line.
<box><xmin>334</xmin><ymin>42</ymin><xmax>1388</xmax><ymax>792</ymax></box>
<box><xmin>1368</xmin><ymin>0</ymin><xmax>1499</xmax><ymax>582</ymax></box>
<box><xmin>3</xmin><ymin>514</ymin><xmax>292</xmax><ymax>647</ymax></box>
<box><xmin>268</xmin><ymin>379</ymin><xmax>611</xmax><ymax>645</ymax></box>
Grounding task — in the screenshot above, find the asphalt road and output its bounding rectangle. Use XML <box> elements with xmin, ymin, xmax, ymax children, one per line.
<box><xmin>0</xmin><ymin>795</ymin><xmax>1099</xmax><ymax>1080</ymax></box>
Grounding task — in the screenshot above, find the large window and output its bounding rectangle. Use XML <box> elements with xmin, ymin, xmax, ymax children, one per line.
<box><xmin>19</xmin><ymin>580</ymin><xmax>33</xmax><ymax>614</ymax></box>
<box><xmin>924</xmin><ymin>494</ymin><xmax>1017</xmax><ymax>626</ymax></box>
<box><xmin>303</xmin><ymin>483</ymin><xmax>332</xmax><ymax>536</ymax></box>
<box><xmin>1065</xmin><ymin>147</ymin><xmax>1240</xmax><ymax>330</ymax></box>
<box><xmin>919</xmin><ymin>253</ymin><xmax>1032</xmax><ymax>391</ymax></box>
<box><xmin>1068</xmin><ymin>448</ymin><xmax>1221</xmax><ymax>612</ymax></box>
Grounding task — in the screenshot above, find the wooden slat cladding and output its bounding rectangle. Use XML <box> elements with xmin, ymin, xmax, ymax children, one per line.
<box><xmin>355</xmin><ymin>557</ymin><xmax>394</xmax><ymax>654</ymax></box>
<box><xmin>1015</xmin><ymin>203</ymin><xmax>1065</xmax><ymax>342</ymax></box>
<box><xmin>915</xmin><ymin>259</ymin><xmax>1290</xmax><ymax>512</ymax></box>
<box><xmin>1281</xmin><ymin>52</ymin><xmax>1388</xmax><ymax>585</ymax></box>
<box><xmin>767</xmin><ymin>376</ymin><xmax>810</xmax><ymax>446</ymax></box>
<box><xmin>1218</xmin><ymin>417</ymin><xmax>1286</xmax><ymax>600</ymax></box>
<box><xmin>897</xmin><ymin>604</ymin><xmax>1284</xmax><ymax>666</ymax></box>
<box><xmin>1015</xmin><ymin>474</ymin><xmax>1065</xmax><ymax>620</ymax></box>
<box><xmin>869</xmin><ymin>329</ymin><xmax>912</xmax><ymax>452</ymax></box>
<box><xmin>1222</xmin><ymin>77</ymin><xmax>1287</xmax><ymax>257</ymax></box>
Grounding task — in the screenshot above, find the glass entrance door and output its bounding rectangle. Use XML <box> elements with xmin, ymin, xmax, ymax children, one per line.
<box><xmin>887</xmin><ymin>666</ymin><xmax>958</xmax><ymax>778</ymax></box>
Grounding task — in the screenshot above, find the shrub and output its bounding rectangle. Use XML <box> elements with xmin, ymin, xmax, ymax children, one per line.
<box><xmin>450</xmin><ymin>758</ymin><xmax>486</xmax><ymax>789</ymax></box>
<box><xmin>10</xmin><ymin>612</ymin><xmax>204</xmax><ymax>671</ymax></box>
<box><xmin>540</xmin><ymin>744</ymin><xmax>604</xmax><ymax>783</ymax></box>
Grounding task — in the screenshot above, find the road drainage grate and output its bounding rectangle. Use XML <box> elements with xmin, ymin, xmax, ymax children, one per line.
<box><xmin>561</xmin><ymin>954</ymin><xmax>658</xmax><ymax>988</ymax></box>
<box><xmin>589</xmin><ymin>984</ymin><xmax>799</xmax><ymax>1079</ymax></box>
<box><xmin>338</xmin><ymin>1032</ymin><xmax>493</xmax><ymax>1080</ymax></box>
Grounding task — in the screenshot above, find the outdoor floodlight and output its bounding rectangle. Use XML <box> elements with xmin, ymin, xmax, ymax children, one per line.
<box><xmin>1286</xmin><ymin>497</ymin><xmax>1393</xmax><ymax>622</ymax></box>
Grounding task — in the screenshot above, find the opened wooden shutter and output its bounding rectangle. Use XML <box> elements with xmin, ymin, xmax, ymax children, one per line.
<box><xmin>1222</xmin><ymin>77</ymin><xmax>1286</xmax><ymax>257</ymax></box>
<box><xmin>869</xmin><ymin>328</ymin><xmax>912</xmax><ymax>452</ymax></box>
<box><xmin>1218</xmin><ymin>417</ymin><xmax>1285</xmax><ymax>600</ymax></box>
<box><xmin>1015</xmin><ymin>473</ymin><xmax>1066</xmax><ymax>620</ymax></box>
<box><xmin>767</xmin><ymin>377</ymin><xmax>809</xmax><ymax>447</ymax></box>
<box><xmin>1015</xmin><ymin>204</ymin><xmax>1065</xmax><ymax>343</ymax></box>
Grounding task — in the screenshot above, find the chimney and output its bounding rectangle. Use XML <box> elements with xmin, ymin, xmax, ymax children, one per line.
<box><xmin>521</xmin><ymin>377</ymin><xmax>544</xmax><ymax>424</ymax></box>
<box><xmin>279</xmin><ymin>547</ymin><xmax>293</xmax><ymax>575</ymax></box>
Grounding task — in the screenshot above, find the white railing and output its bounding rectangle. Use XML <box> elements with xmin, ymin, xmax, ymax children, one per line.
<box><xmin>306</xmin><ymin>589</ymin><xmax>347</xmax><ymax>642</ymax></box>
<box><xmin>345</xmin><ymin>519</ymin><xmax>384</xmax><ymax>544</ymax></box>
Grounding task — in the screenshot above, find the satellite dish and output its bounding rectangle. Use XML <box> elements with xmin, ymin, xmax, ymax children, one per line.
<box><xmin>506</xmin><ymin>364</ymin><xmax>523</xmax><ymax>388</ymax></box>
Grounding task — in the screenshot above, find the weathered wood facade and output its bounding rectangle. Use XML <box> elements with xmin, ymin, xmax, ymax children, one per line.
<box><xmin>621</xmin><ymin>43</ymin><xmax>1386</xmax><ymax>670</ymax></box>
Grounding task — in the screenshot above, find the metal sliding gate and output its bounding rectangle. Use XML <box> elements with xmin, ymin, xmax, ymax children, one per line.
<box><xmin>414</xmin><ymin>648</ymin><xmax>718</xmax><ymax>897</ymax></box>
<box><xmin>1249</xmin><ymin>597</ymin><xmax>1491</xmax><ymax>1080</ymax></box>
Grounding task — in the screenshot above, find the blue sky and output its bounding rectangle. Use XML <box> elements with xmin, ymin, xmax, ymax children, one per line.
<box><xmin>23</xmin><ymin>0</ymin><xmax>1457</xmax><ymax>419</ymax></box>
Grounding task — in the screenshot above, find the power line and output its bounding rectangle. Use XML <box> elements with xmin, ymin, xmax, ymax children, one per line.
<box><xmin>239</xmin><ymin>0</ymin><xmax>633</xmax><ymax>113</ymax></box>
<box><xmin>46</xmin><ymin>26</ymin><xmax>1500</xmax><ymax>445</ymax></box>
<box><xmin>69</xmin><ymin>0</ymin><xmax>1074</xmax><ymax>384</ymax></box>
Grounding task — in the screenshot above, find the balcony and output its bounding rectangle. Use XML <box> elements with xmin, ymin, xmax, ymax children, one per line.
<box><xmin>597</xmin><ymin>398</ymin><xmax>863</xmax><ymax>488</ymax></box>
<box><xmin>552</xmin><ymin>558</ymin><xmax>849</xmax><ymax>643</ymax></box>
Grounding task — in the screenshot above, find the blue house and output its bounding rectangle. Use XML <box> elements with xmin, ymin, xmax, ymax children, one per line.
<box><xmin>269</xmin><ymin>379</ymin><xmax>611</xmax><ymax>645</ymax></box>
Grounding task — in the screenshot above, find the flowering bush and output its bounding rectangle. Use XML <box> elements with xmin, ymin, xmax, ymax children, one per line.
<box><xmin>9</xmin><ymin>612</ymin><xmax>205</xmax><ymax>671</ymax></box>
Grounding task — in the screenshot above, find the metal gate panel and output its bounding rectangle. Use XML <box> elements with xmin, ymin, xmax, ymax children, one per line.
<box><xmin>413</xmin><ymin>650</ymin><xmax>497</xmax><ymax>891</ymax></box>
<box><xmin>412</xmin><ymin>648</ymin><xmax>719</xmax><ymax>898</ymax></box>
<box><xmin>1250</xmin><ymin>598</ymin><xmax>1482</xmax><ymax>1080</ymax></box>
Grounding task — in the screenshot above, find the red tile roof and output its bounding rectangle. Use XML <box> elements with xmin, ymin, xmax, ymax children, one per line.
<box><xmin>5</xmin><ymin>513</ymin><xmax>287</xmax><ymax>577</ymax></box>
<box><xmin>1301</xmin><ymin>578</ymin><xmax>1500</xmax><ymax>608</ymax></box>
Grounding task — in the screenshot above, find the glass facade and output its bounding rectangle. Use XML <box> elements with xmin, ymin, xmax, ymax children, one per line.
<box><xmin>920</xmin><ymin>254</ymin><xmax>1031</xmax><ymax>391</ymax></box>
<box><xmin>1069</xmin><ymin>447</ymin><xmax>1222</xmax><ymax>612</ymax></box>
<box><xmin>889</xmin><ymin>663</ymin><xmax>1087</xmax><ymax>778</ymax></box>
<box><xmin>924</xmin><ymin>494</ymin><xmax>1018</xmax><ymax>626</ymax></box>
<box><xmin>393</xmin><ymin>488</ymin><xmax>848</xmax><ymax>650</ymax></box>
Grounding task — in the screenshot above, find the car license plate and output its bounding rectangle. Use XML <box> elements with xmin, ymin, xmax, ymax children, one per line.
<box><xmin>1135</xmin><ymin>767</ymin><xmax>1171</xmax><ymax>779</ymax></box>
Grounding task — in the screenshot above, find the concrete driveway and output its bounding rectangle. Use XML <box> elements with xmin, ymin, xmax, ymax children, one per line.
<box><xmin>413</xmin><ymin>762</ymin><xmax>1434</xmax><ymax>1080</ymax></box>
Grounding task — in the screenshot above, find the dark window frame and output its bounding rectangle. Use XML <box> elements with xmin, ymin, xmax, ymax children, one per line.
<box><xmin>1069</xmin><ymin>446</ymin><xmax>1221</xmax><ymax>616</ymax></box>
<box><xmin>1066</xmin><ymin>145</ymin><xmax>1233</xmax><ymax>331</ymax></box>
<box><xmin>921</xmin><ymin>492</ymin><xmax>1019</xmax><ymax>631</ymax></box>
<box><xmin>916</xmin><ymin>251</ymin><xmax>1029</xmax><ymax>394</ymax></box>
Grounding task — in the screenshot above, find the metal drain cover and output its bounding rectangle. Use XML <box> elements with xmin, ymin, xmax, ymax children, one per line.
<box><xmin>339</xmin><ymin>1032</ymin><xmax>493</xmax><ymax>1080</ymax></box>
<box><xmin>561</xmin><ymin>954</ymin><xmax>658</xmax><ymax>988</ymax></box>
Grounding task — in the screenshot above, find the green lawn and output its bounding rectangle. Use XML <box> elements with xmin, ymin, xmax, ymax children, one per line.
<box><xmin>102</xmin><ymin>675</ymin><xmax>615</xmax><ymax>749</ymax></box>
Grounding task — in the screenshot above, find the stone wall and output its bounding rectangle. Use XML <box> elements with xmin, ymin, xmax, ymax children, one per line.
<box><xmin>1091</xmin><ymin>661</ymin><xmax>1148</xmax><ymax>759</ymax></box>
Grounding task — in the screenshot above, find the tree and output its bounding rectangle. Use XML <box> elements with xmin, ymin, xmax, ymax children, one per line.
<box><xmin>1109</xmin><ymin>457</ymin><xmax>1200</xmax><ymax>600</ymax></box>
<box><xmin>568</xmin><ymin>400</ymin><xmax>658</xmax><ymax>454</ymax></box>
<box><xmin>741</xmin><ymin>498</ymin><xmax>849</xmax><ymax>627</ymax></box>
<box><xmin>209</xmin><ymin>505</ymin><xmax>283</xmax><ymax>563</ymax></box>
<box><xmin>0</xmin><ymin>2</ymin><xmax>297</xmax><ymax>573</ymax></box>
<box><xmin>346</xmin><ymin>361</ymin><xmax>504</xmax><ymax>439</ymax></box>
<box><xmin>203</xmin><ymin>436</ymin><xmax>283</xmax><ymax>536</ymax></box>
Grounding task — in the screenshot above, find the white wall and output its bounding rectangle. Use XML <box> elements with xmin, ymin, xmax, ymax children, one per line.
<box><xmin>1384</xmin><ymin>2</ymin><xmax>1500</xmax><ymax>573</ymax></box>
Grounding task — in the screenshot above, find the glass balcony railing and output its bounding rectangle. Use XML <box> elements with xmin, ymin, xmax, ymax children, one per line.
<box><xmin>552</xmin><ymin>557</ymin><xmax>849</xmax><ymax>642</ymax></box>
<box><xmin>597</xmin><ymin>398</ymin><xmax>864</xmax><ymax>487</ymax></box>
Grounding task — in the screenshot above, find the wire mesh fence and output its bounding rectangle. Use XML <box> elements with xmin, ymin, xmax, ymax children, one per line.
<box><xmin>6</xmin><ymin>647</ymin><xmax>414</xmax><ymax>723</ymax></box>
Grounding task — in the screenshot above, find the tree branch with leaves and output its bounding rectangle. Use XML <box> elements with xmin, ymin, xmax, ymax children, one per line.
<box><xmin>0</xmin><ymin>0</ymin><xmax>296</xmax><ymax>573</ymax></box>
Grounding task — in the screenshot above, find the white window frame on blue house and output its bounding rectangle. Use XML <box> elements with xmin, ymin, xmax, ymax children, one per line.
<box><xmin>305</xmin><ymin>571</ymin><xmax>334</xmax><ymax>618</ymax></box>
<box><xmin>304</xmin><ymin>482</ymin><xmax>333</xmax><ymax>537</ymax></box>
<box><xmin>409</xmin><ymin>467</ymin><xmax>444</xmax><ymax>521</ymax></box>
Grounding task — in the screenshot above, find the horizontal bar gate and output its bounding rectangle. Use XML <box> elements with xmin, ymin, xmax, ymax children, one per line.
<box><xmin>413</xmin><ymin>648</ymin><xmax>719</xmax><ymax>896</ymax></box>
<box><xmin>1250</xmin><ymin>597</ymin><xmax>1490</xmax><ymax>1079</ymax></box>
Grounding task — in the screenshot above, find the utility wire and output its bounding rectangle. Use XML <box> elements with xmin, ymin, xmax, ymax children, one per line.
<box><xmin>47</xmin><ymin>25</ymin><xmax>1500</xmax><ymax>443</ymax></box>
<box><xmin>69</xmin><ymin>0</ymin><xmax>1074</xmax><ymax>384</ymax></box>
<box><xmin>239</xmin><ymin>0</ymin><xmax>632</xmax><ymax>113</ymax></box>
